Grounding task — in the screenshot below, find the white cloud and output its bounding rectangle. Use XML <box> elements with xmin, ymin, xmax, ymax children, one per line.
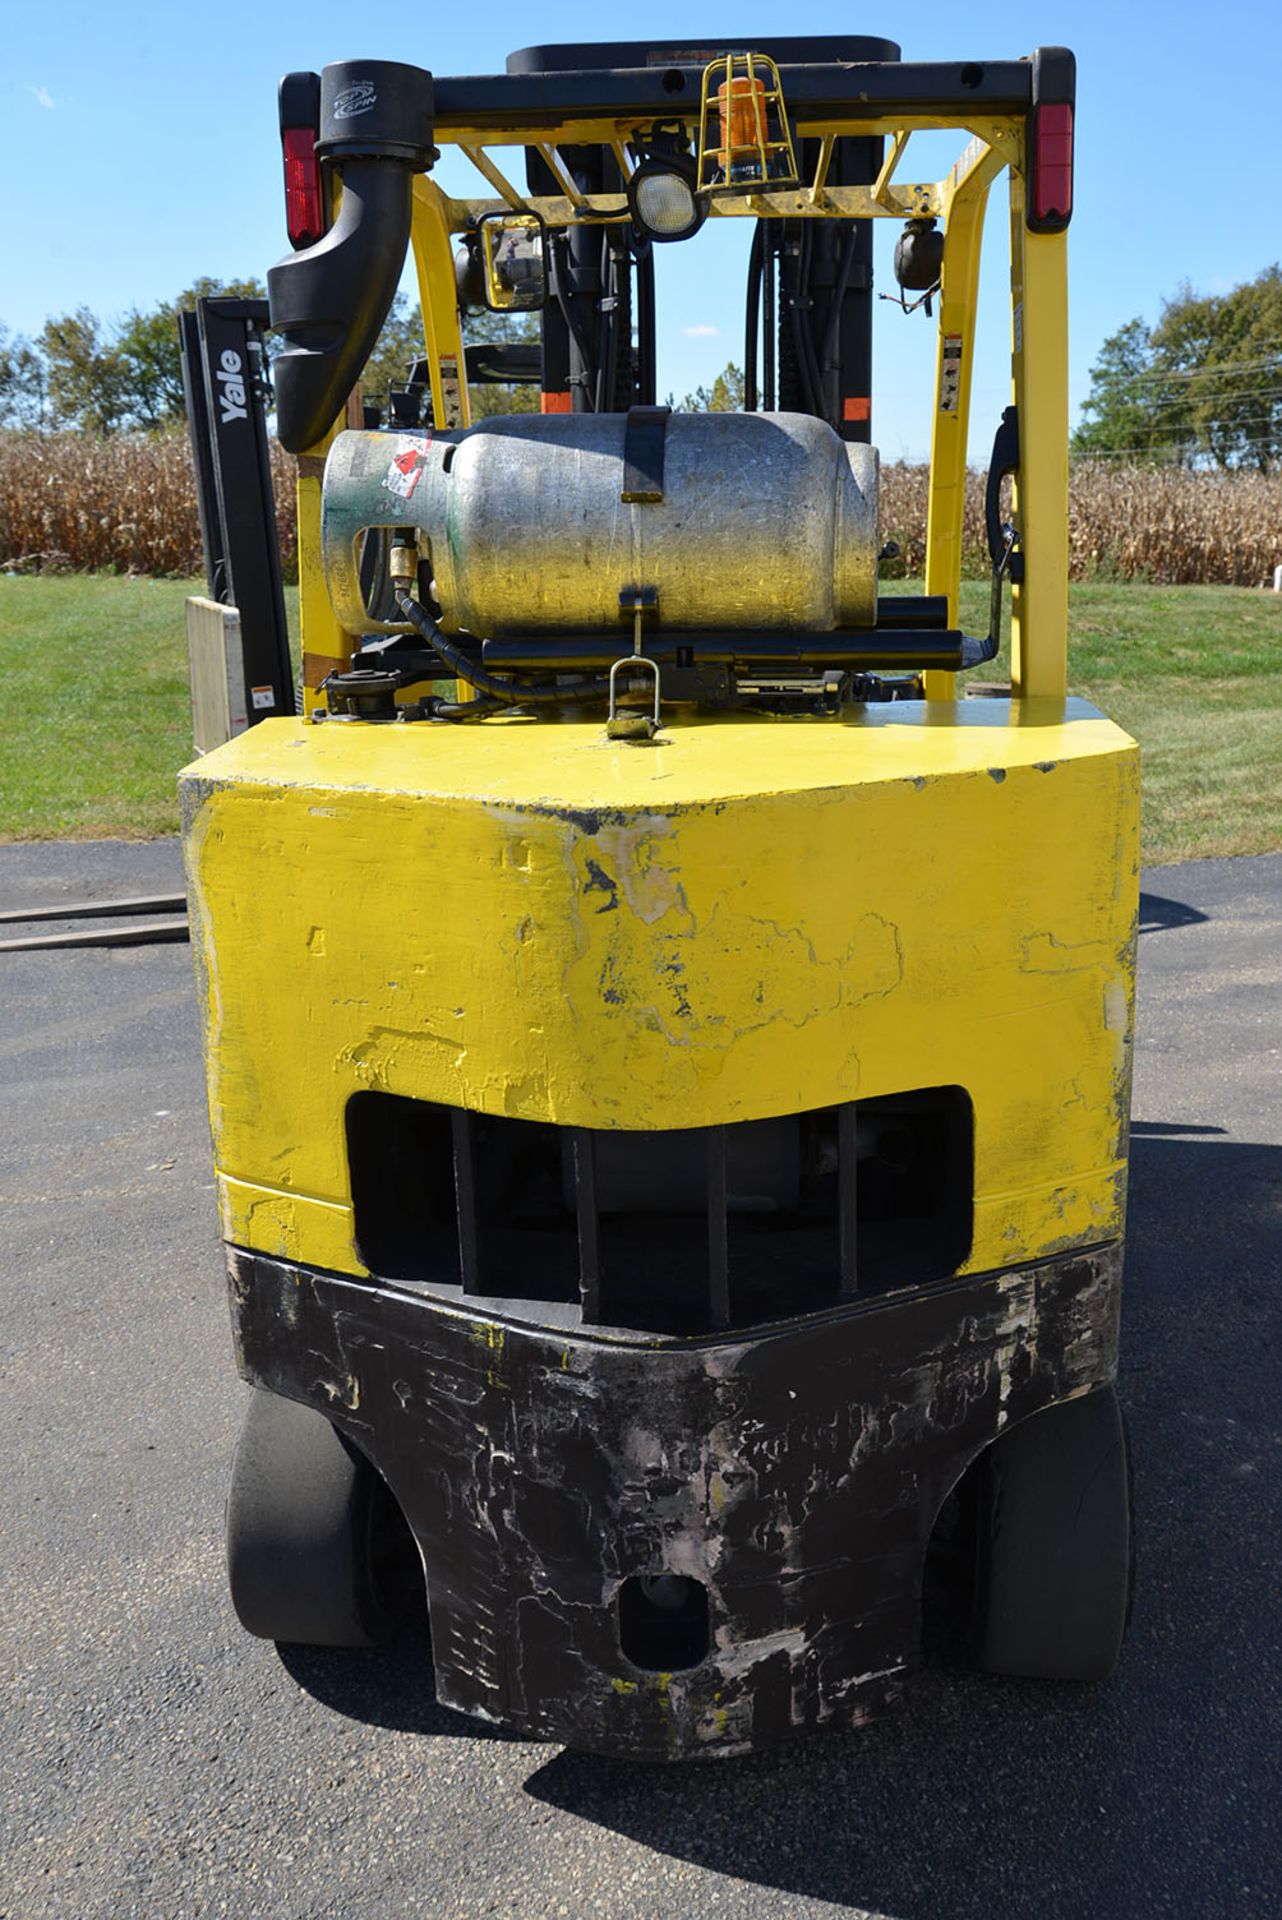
<box><xmin>27</xmin><ymin>83</ymin><xmax>56</xmax><ymax>110</ymax></box>
<box><xmin>682</xmin><ymin>323</ymin><xmax>721</xmax><ymax>339</ymax></box>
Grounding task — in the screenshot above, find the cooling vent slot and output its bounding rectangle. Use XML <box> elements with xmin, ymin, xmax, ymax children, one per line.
<box><xmin>346</xmin><ymin>1087</ymin><xmax>973</xmax><ymax>1334</ymax></box>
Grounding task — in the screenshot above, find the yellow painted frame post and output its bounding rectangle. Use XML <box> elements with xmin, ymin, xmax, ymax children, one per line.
<box><xmin>297</xmin><ymin>446</ymin><xmax>347</xmax><ymax>716</ymax></box>
<box><xmin>1008</xmin><ymin>165</ymin><xmax>1069</xmax><ymax>701</ymax></box>
<box><xmin>409</xmin><ymin>178</ymin><xmax>472</xmax><ymax>430</ymax></box>
<box><xmin>922</xmin><ymin>141</ymin><xmax>1005</xmax><ymax>701</ymax></box>
<box><xmin>296</xmin><ymin>397</ymin><xmax>366</xmax><ymax>717</ymax></box>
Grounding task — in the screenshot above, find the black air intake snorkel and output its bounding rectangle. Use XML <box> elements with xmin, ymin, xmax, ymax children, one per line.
<box><xmin>268</xmin><ymin>60</ymin><xmax>436</xmax><ymax>453</ymax></box>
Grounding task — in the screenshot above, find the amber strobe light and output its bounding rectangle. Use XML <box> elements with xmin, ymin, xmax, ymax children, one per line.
<box><xmin>716</xmin><ymin>75</ymin><xmax>767</xmax><ymax>180</ymax></box>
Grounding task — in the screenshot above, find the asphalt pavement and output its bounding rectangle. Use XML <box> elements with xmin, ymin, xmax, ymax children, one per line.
<box><xmin>1</xmin><ymin>840</ymin><xmax>1279</xmax><ymax>1920</ymax></box>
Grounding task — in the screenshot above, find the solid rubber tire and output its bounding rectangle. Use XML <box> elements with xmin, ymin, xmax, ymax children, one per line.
<box><xmin>226</xmin><ymin>1388</ymin><xmax>414</xmax><ymax>1647</ymax></box>
<box><xmin>971</xmin><ymin>1383</ymin><xmax>1134</xmax><ymax>1682</ymax></box>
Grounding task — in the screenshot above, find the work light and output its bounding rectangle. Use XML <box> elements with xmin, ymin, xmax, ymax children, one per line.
<box><xmin>627</xmin><ymin>154</ymin><xmax>706</xmax><ymax>243</ymax></box>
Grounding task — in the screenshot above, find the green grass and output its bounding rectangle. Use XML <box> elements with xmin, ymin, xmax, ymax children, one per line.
<box><xmin>948</xmin><ymin>578</ymin><xmax>1282</xmax><ymax>865</ymax></box>
<box><xmin>0</xmin><ymin>576</ymin><xmax>297</xmax><ymax>841</ymax></box>
<box><xmin>2</xmin><ymin>573</ymin><xmax>1281</xmax><ymax>863</ymax></box>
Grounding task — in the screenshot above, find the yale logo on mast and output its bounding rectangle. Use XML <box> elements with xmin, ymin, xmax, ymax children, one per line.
<box><xmin>217</xmin><ymin>349</ymin><xmax>248</xmax><ymax>425</ymax></box>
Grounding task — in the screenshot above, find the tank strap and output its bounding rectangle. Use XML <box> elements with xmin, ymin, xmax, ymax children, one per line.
<box><xmin>620</xmin><ymin>405</ymin><xmax>671</xmax><ymax>504</ymax></box>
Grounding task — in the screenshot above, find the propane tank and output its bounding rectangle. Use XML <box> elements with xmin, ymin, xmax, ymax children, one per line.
<box><xmin>322</xmin><ymin>412</ymin><xmax>879</xmax><ymax>638</ymax></box>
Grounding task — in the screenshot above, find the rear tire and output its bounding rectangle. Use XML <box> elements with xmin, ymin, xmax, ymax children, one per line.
<box><xmin>227</xmin><ymin>1388</ymin><xmax>418</xmax><ymax>1647</ymax></box>
<box><xmin>971</xmin><ymin>1384</ymin><xmax>1134</xmax><ymax>1681</ymax></box>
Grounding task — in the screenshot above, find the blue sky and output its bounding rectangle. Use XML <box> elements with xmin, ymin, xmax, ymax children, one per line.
<box><xmin>4</xmin><ymin>1</ymin><xmax>1276</xmax><ymax>457</ymax></box>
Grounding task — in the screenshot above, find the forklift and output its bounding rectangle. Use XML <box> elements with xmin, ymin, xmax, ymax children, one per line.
<box><xmin>180</xmin><ymin>36</ymin><xmax>1138</xmax><ymax>1760</ymax></box>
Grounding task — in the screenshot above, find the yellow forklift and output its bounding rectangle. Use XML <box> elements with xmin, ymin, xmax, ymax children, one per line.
<box><xmin>181</xmin><ymin>36</ymin><xmax>1138</xmax><ymax>1759</ymax></box>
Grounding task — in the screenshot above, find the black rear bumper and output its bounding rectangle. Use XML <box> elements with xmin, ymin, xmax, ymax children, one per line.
<box><xmin>228</xmin><ymin>1242</ymin><xmax>1121</xmax><ymax>1759</ymax></box>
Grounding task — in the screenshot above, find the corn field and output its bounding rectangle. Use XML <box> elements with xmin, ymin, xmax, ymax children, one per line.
<box><xmin>879</xmin><ymin>459</ymin><xmax>1282</xmax><ymax>586</ymax></box>
<box><xmin>1</xmin><ymin>430</ymin><xmax>1280</xmax><ymax>586</ymax></box>
<box><xmin>0</xmin><ymin>430</ymin><xmax>297</xmax><ymax>580</ymax></box>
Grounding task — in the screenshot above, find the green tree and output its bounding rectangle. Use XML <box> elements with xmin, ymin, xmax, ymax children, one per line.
<box><xmin>0</xmin><ymin>325</ymin><xmax>45</xmax><ymax>427</ymax></box>
<box><xmin>1155</xmin><ymin>268</ymin><xmax>1282</xmax><ymax>473</ymax></box>
<box><xmin>1072</xmin><ymin>317</ymin><xmax>1182</xmax><ymax>463</ymax></box>
<box><xmin>123</xmin><ymin>277</ymin><xmax>266</xmax><ymax>430</ymax></box>
<box><xmin>359</xmin><ymin>292</ymin><xmax>426</xmax><ymax>413</ymax></box>
<box><xmin>38</xmin><ymin>307</ymin><xmax>129</xmax><ymax>433</ymax></box>
<box><xmin>671</xmin><ymin>363</ymin><xmax>746</xmax><ymax>412</ymax></box>
<box><xmin>1074</xmin><ymin>267</ymin><xmax>1282</xmax><ymax>470</ymax></box>
<box><xmin>37</xmin><ymin>279</ymin><xmax>265</xmax><ymax>433</ymax></box>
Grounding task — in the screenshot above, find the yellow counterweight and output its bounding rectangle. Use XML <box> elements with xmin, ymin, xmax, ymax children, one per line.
<box><xmin>181</xmin><ymin>698</ymin><xmax>1138</xmax><ymax>1283</ymax></box>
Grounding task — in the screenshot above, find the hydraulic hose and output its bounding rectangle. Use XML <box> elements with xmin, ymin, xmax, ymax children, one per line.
<box><xmin>762</xmin><ymin>226</ymin><xmax>776</xmax><ymax>411</ymax></box>
<box><xmin>393</xmin><ymin>590</ymin><xmax>611</xmax><ymax>706</ymax></box>
<box><xmin>820</xmin><ymin>225</ymin><xmax>860</xmax><ymax>425</ymax></box>
<box><xmin>550</xmin><ymin>232</ymin><xmax>597</xmax><ymax>412</ymax></box>
<box><xmin>636</xmin><ymin>246</ymin><xmax>656</xmax><ymax>405</ymax></box>
<box><xmin>744</xmin><ymin>223</ymin><xmax>763</xmax><ymax>412</ymax></box>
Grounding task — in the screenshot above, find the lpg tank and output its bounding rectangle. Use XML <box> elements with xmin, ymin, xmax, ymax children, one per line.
<box><xmin>322</xmin><ymin>411</ymin><xmax>879</xmax><ymax>638</ymax></box>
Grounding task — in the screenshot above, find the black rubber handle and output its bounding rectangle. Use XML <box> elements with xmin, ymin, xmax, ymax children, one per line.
<box><xmin>985</xmin><ymin>405</ymin><xmax>1021</xmax><ymax>573</ymax></box>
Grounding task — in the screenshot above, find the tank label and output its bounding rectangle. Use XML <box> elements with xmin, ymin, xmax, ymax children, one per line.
<box><xmin>383</xmin><ymin>444</ymin><xmax>428</xmax><ymax>502</ymax></box>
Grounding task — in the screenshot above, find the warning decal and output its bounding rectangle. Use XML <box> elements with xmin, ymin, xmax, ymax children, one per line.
<box><xmin>251</xmin><ymin>686</ymin><xmax>276</xmax><ymax>711</ymax></box>
<box><xmin>437</xmin><ymin>354</ymin><xmax>465</xmax><ymax>429</ymax></box>
<box><xmin>939</xmin><ymin>334</ymin><xmax>963</xmax><ymax>413</ymax></box>
<box><xmin>382</xmin><ymin>444</ymin><xmax>427</xmax><ymax>502</ymax></box>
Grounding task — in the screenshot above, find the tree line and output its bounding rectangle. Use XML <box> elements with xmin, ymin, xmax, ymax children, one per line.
<box><xmin>1</xmin><ymin>273</ymin><xmax>752</xmax><ymax>436</ymax></box>
<box><xmin>0</xmin><ymin>280</ymin><xmax>266</xmax><ymax>433</ymax></box>
<box><xmin>23</xmin><ymin>259</ymin><xmax>1275</xmax><ymax>452</ymax></box>
<box><xmin>0</xmin><ymin>283</ymin><xmax>544</xmax><ymax>434</ymax></box>
<box><xmin>1072</xmin><ymin>265</ymin><xmax>1282</xmax><ymax>471</ymax></box>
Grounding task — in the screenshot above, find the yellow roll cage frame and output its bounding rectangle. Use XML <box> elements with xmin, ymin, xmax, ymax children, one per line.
<box><xmin>297</xmin><ymin>101</ymin><xmax>1067</xmax><ymax>712</ymax></box>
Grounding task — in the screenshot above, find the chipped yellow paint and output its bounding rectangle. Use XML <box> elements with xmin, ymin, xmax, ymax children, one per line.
<box><xmin>611</xmin><ymin>1676</ymin><xmax>638</xmax><ymax>1696</ymax></box>
<box><xmin>470</xmin><ymin>1319</ymin><xmax>510</xmax><ymax>1390</ymax></box>
<box><xmin>218</xmin><ymin>1174</ymin><xmax>353</xmax><ymax>1271</ymax></box>
<box><xmin>181</xmin><ymin>696</ymin><xmax>1139</xmax><ymax>1283</ymax></box>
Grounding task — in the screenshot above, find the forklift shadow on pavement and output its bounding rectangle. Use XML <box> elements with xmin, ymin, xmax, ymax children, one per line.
<box><xmin>1137</xmin><ymin>891</ymin><xmax>1211</xmax><ymax>937</ymax></box>
<box><xmin>515</xmin><ymin>1127</ymin><xmax>1281</xmax><ymax>1910</ymax></box>
<box><xmin>276</xmin><ymin>1632</ymin><xmax>520</xmax><ymax>1744</ymax></box>
<box><xmin>274</xmin><ymin>1126</ymin><xmax>1281</xmax><ymax>1916</ymax></box>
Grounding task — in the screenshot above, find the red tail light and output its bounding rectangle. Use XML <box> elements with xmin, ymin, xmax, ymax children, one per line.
<box><xmin>282</xmin><ymin>126</ymin><xmax>324</xmax><ymax>250</ymax></box>
<box><xmin>1033</xmin><ymin>102</ymin><xmax>1073</xmax><ymax>227</ymax></box>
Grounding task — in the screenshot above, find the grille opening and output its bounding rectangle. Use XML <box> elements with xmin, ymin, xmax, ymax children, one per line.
<box><xmin>346</xmin><ymin>1086</ymin><xmax>972</xmax><ymax>1329</ymax></box>
<box><xmin>592</xmin><ymin>1116</ymin><xmax>804</xmax><ymax>1335</ymax></box>
<box><xmin>618</xmin><ymin>1574</ymin><xmax>710</xmax><ymax>1671</ymax></box>
<box><xmin>347</xmin><ymin>1091</ymin><xmax>458</xmax><ymax>1283</ymax></box>
<box><xmin>843</xmin><ymin>1086</ymin><xmax>974</xmax><ymax>1289</ymax></box>
<box><xmin>347</xmin><ymin>1093</ymin><xmax>579</xmax><ymax>1301</ymax></box>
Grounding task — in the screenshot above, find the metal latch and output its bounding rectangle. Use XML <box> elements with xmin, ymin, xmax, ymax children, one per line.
<box><xmin>607</xmin><ymin>587</ymin><xmax>662</xmax><ymax>742</ymax></box>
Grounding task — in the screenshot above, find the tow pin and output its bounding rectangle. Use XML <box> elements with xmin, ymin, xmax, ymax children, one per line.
<box><xmin>607</xmin><ymin>586</ymin><xmax>662</xmax><ymax>742</ymax></box>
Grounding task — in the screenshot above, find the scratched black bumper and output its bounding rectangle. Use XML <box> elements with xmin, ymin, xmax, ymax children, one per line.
<box><xmin>227</xmin><ymin>1242</ymin><xmax>1122</xmax><ymax>1759</ymax></box>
